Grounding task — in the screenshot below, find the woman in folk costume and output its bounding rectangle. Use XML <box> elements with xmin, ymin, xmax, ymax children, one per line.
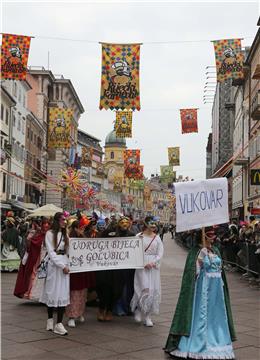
<box><xmin>164</xmin><ymin>227</ymin><xmax>236</xmax><ymax>360</ymax></box>
<box><xmin>66</xmin><ymin>218</ymin><xmax>96</xmax><ymax>328</ymax></box>
<box><xmin>14</xmin><ymin>219</ymin><xmax>50</xmax><ymax>300</ymax></box>
<box><xmin>131</xmin><ymin>216</ymin><xmax>164</xmax><ymax>327</ymax></box>
<box><xmin>39</xmin><ymin>212</ymin><xmax>70</xmax><ymax>336</ymax></box>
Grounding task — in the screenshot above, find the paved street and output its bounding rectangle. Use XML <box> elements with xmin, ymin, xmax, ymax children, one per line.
<box><xmin>1</xmin><ymin>234</ymin><xmax>260</xmax><ymax>360</ymax></box>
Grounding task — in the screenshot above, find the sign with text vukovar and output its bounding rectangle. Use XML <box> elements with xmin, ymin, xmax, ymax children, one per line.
<box><xmin>175</xmin><ymin>178</ymin><xmax>229</xmax><ymax>232</ymax></box>
<box><xmin>69</xmin><ymin>237</ymin><xmax>144</xmax><ymax>273</ymax></box>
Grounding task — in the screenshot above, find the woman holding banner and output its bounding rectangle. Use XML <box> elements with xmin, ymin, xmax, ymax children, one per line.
<box><xmin>131</xmin><ymin>216</ymin><xmax>164</xmax><ymax>327</ymax></box>
<box><xmin>164</xmin><ymin>227</ymin><xmax>236</xmax><ymax>359</ymax></box>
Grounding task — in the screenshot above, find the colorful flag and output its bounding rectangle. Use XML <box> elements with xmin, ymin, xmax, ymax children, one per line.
<box><xmin>81</xmin><ymin>146</ymin><xmax>93</xmax><ymax>167</ymax></box>
<box><xmin>115</xmin><ymin>111</ymin><xmax>132</xmax><ymax>138</ymax></box>
<box><xmin>48</xmin><ymin>108</ymin><xmax>73</xmax><ymax>148</ymax></box>
<box><xmin>124</xmin><ymin>149</ymin><xmax>141</xmax><ymax>179</ymax></box>
<box><xmin>160</xmin><ymin>165</ymin><xmax>176</xmax><ymax>183</ymax></box>
<box><xmin>100</xmin><ymin>43</ymin><xmax>141</xmax><ymax>111</ymax></box>
<box><xmin>113</xmin><ymin>175</ymin><xmax>123</xmax><ymax>192</ymax></box>
<box><xmin>1</xmin><ymin>33</ymin><xmax>31</xmax><ymax>80</ymax></box>
<box><xmin>180</xmin><ymin>109</ymin><xmax>198</xmax><ymax>134</ymax></box>
<box><xmin>213</xmin><ymin>39</ymin><xmax>244</xmax><ymax>82</ymax></box>
<box><xmin>168</xmin><ymin>147</ymin><xmax>180</xmax><ymax>166</ymax></box>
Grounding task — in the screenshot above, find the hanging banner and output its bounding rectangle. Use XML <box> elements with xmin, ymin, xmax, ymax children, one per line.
<box><xmin>115</xmin><ymin>111</ymin><xmax>133</xmax><ymax>138</ymax></box>
<box><xmin>124</xmin><ymin>149</ymin><xmax>143</xmax><ymax>179</ymax></box>
<box><xmin>180</xmin><ymin>109</ymin><xmax>198</xmax><ymax>134</ymax></box>
<box><xmin>81</xmin><ymin>146</ymin><xmax>93</xmax><ymax>167</ymax></box>
<box><xmin>175</xmin><ymin>178</ymin><xmax>229</xmax><ymax>232</ymax></box>
<box><xmin>213</xmin><ymin>39</ymin><xmax>244</xmax><ymax>83</ymax></box>
<box><xmin>48</xmin><ymin>108</ymin><xmax>73</xmax><ymax>148</ymax></box>
<box><xmin>160</xmin><ymin>165</ymin><xmax>175</xmax><ymax>183</ymax></box>
<box><xmin>168</xmin><ymin>147</ymin><xmax>180</xmax><ymax>166</ymax></box>
<box><xmin>99</xmin><ymin>43</ymin><xmax>141</xmax><ymax>111</ymax></box>
<box><xmin>129</xmin><ymin>179</ymin><xmax>145</xmax><ymax>189</ymax></box>
<box><xmin>1</xmin><ymin>33</ymin><xmax>31</xmax><ymax>80</ymax></box>
<box><xmin>96</xmin><ymin>163</ymin><xmax>105</xmax><ymax>177</ymax></box>
<box><xmin>113</xmin><ymin>175</ymin><xmax>123</xmax><ymax>192</ymax></box>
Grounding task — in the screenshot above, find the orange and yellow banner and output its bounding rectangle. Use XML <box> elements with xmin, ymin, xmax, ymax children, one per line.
<box><xmin>213</xmin><ymin>39</ymin><xmax>244</xmax><ymax>82</ymax></box>
<box><xmin>100</xmin><ymin>43</ymin><xmax>141</xmax><ymax>111</ymax></box>
<box><xmin>113</xmin><ymin>175</ymin><xmax>123</xmax><ymax>192</ymax></box>
<box><xmin>180</xmin><ymin>109</ymin><xmax>198</xmax><ymax>134</ymax></box>
<box><xmin>1</xmin><ymin>33</ymin><xmax>31</xmax><ymax>80</ymax></box>
<box><xmin>124</xmin><ymin>149</ymin><xmax>143</xmax><ymax>179</ymax></box>
<box><xmin>168</xmin><ymin>147</ymin><xmax>180</xmax><ymax>166</ymax></box>
<box><xmin>81</xmin><ymin>146</ymin><xmax>93</xmax><ymax>167</ymax></box>
<box><xmin>48</xmin><ymin>108</ymin><xmax>73</xmax><ymax>148</ymax></box>
<box><xmin>115</xmin><ymin>111</ymin><xmax>132</xmax><ymax>138</ymax></box>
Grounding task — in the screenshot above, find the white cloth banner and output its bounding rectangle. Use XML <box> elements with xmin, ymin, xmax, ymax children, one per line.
<box><xmin>175</xmin><ymin>178</ymin><xmax>229</xmax><ymax>232</ymax></box>
<box><xmin>69</xmin><ymin>236</ymin><xmax>144</xmax><ymax>273</ymax></box>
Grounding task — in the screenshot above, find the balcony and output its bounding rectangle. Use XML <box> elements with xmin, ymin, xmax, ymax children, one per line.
<box><xmin>251</xmin><ymin>90</ymin><xmax>260</xmax><ymax>120</ymax></box>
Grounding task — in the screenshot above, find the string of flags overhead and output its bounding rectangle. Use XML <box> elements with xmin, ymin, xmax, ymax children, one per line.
<box><xmin>1</xmin><ymin>32</ymin><xmax>246</xmax><ymax>184</ymax></box>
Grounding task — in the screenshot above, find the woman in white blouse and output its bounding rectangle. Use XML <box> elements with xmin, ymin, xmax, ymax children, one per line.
<box><xmin>40</xmin><ymin>212</ymin><xmax>70</xmax><ymax>335</ymax></box>
<box><xmin>131</xmin><ymin>216</ymin><xmax>164</xmax><ymax>327</ymax></box>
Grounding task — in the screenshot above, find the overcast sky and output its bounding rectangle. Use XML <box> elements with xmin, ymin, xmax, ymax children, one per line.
<box><xmin>2</xmin><ymin>1</ymin><xmax>259</xmax><ymax>179</ymax></box>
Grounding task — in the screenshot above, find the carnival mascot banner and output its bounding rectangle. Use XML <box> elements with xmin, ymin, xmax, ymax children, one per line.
<box><xmin>180</xmin><ymin>108</ymin><xmax>198</xmax><ymax>134</ymax></box>
<box><xmin>69</xmin><ymin>236</ymin><xmax>144</xmax><ymax>272</ymax></box>
<box><xmin>213</xmin><ymin>38</ymin><xmax>244</xmax><ymax>83</ymax></box>
<box><xmin>99</xmin><ymin>43</ymin><xmax>141</xmax><ymax>111</ymax></box>
<box><xmin>48</xmin><ymin>108</ymin><xmax>73</xmax><ymax>148</ymax></box>
<box><xmin>1</xmin><ymin>33</ymin><xmax>31</xmax><ymax>80</ymax></box>
<box><xmin>115</xmin><ymin>111</ymin><xmax>132</xmax><ymax>138</ymax></box>
<box><xmin>175</xmin><ymin>178</ymin><xmax>229</xmax><ymax>232</ymax></box>
<box><xmin>168</xmin><ymin>147</ymin><xmax>180</xmax><ymax>166</ymax></box>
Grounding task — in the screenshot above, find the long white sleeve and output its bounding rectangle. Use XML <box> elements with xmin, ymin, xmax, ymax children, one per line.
<box><xmin>152</xmin><ymin>236</ymin><xmax>164</xmax><ymax>268</ymax></box>
<box><xmin>45</xmin><ymin>230</ymin><xmax>66</xmax><ymax>269</ymax></box>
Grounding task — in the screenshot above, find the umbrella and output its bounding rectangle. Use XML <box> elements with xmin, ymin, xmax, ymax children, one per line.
<box><xmin>27</xmin><ymin>204</ymin><xmax>63</xmax><ymax>218</ymax></box>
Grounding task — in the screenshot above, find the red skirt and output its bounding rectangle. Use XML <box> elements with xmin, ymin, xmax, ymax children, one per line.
<box><xmin>70</xmin><ymin>271</ymin><xmax>96</xmax><ymax>291</ymax></box>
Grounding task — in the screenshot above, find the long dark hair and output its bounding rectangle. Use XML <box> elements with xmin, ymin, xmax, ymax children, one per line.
<box><xmin>51</xmin><ymin>212</ymin><xmax>69</xmax><ymax>249</ymax></box>
<box><xmin>69</xmin><ymin>220</ymin><xmax>80</xmax><ymax>238</ymax></box>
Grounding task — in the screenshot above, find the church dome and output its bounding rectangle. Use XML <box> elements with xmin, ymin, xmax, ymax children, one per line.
<box><xmin>105</xmin><ymin>130</ymin><xmax>126</xmax><ymax>146</ymax></box>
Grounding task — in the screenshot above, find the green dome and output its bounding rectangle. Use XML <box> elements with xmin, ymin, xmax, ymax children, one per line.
<box><xmin>105</xmin><ymin>130</ymin><xmax>126</xmax><ymax>146</ymax></box>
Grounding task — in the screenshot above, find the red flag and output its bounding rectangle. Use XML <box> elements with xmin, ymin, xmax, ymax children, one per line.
<box><xmin>180</xmin><ymin>109</ymin><xmax>198</xmax><ymax>134</ymax></box>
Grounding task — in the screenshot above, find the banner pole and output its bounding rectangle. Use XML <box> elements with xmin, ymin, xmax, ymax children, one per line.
<box><xmin>202</xmin><ymin>227</ymin><xmax>206</xmax><ymax>248</ymax></box>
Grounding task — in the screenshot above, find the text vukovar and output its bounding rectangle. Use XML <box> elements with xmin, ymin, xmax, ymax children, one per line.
<box><xmin>179</xmin><ymin>189</ymin><xmax>224</xmax><ymax>214</ymax></box>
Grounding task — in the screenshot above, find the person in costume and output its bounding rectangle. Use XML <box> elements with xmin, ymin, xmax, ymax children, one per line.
<box><xmin>66</xmin><ymin>219</ymin><xmax>95</xmax><ymax>328</ymax></box>
<box><xmin>39</xmin><ymin>212</ymin><xmax>70</xmax><ymax>336</ymax></box>
<box><xmin>13</xmin><ymin>219</ymin><xmax>50</xmax><ymax>300</ymax></box>
<box><xmin>164</xmin><ymin>227</ymin><xmax>236</xmax><ymax>359</ymax></box>
<box><xmin>113</xmin><ymin>217</ymin><xmax>135</xmax><ymax>316</ymax></box>
<box><xmin>131</xmin><ymin>216</ymin><xmax>164</xmax><ymax>327</ymax></box>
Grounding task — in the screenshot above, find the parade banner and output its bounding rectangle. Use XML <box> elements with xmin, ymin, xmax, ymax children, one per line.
<box><xmin>180</xmin><ymin>109</ymin><xmax>198</xmax><ymax>134</ymax></box>
<box><xmin>129</xmin><ymin>179</ymin><xmax>145</xmax><ymax>189</ymax></box>
<box><xmin>168</xmin><ymin>147</ymin><xmax>180</xmax><ymax>166</ymax></box>
<box><xmin>96</xmin><ymin>163</ymin><xmax>105</xmax><ymax>177</ymax></box>
<box><xmin>69</xmin><ymin>236</ymin><xmax>144</xmax><ymax>272</ymax></box>
<box><xmin>115</xmin><ymin>111</ymin><xmax>133</xmax><ymax>138</ymax></box>
<box><xmin>124</xmin><ymin>149</ymin><xmax>142</xmax><ymax>179</ymax></box>
<box><xmin>113</xmin><ymin>175</ymin><xmax>123</xmax><ymax>192</ymax></box>
<box><xmin>213</xmin><ymin>39</ymin><xmax>244</xmax><ymax>83</ymax></box>
<box><xmin>175</xmin><ymin>178</ymin><xmax>229</xmax><ymax>232</ymax></box>
<box><xmin>1</xmin><ymin>33</ymin><xmax>31</xmax><ymax>80</ymax></box>
<box><xmin>160</xmin><ymin>165</ymin><xmax>175</xmax><ymax>183</ymax></box>
<box><xmin>99</xmin><ymin>43</ymin><xmax>141</xmax><ymax>111</ymax></box>
<box><xmin>81</xmin><ymin>146</ymin><xmax>93</xmax><ymax>167</ymax></box>
<box><xmin>48</xmin><ymin>108</ymin><xmax>73</xmax><ymax>148</ymax></box>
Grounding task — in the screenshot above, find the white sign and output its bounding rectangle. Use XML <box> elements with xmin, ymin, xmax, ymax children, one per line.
<box><xmin>175</xmin><ymin>178</ymin><xmax>229</xmax><ymax>232</ymax></box>
<box><xmin>69</xmin><ymin>236</ymin><xmax>144</xmax><ymax>273</ymax></box>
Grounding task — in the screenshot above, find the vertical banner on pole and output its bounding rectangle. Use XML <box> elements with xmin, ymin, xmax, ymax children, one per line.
<box><xmin>180</xmin><ymin>109</ymin><xmax>198</xmax><ymax>134</ymax></box>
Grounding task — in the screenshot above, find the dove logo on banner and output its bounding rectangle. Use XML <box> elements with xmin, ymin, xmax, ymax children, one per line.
<box><xmin>175</xmin><ymin>178</ymin><xmax>229</xmax><ymax>232</ymax></box>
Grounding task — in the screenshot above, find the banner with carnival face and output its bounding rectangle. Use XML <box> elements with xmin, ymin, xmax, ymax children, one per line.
<box><xmin>124</xmin><ymin>149</ymin><xmax>142</xmax><ymax>179</ymax></box>
<box><xmin>213</xmin><ymin>39</ymin><xmax>244</xmax><ymax>82</ymax></box>
<box><xmin>1</xmin><ymin>33</ymin><xmax>31</xmax><ymax>80</ymax></box>
<box><xmin>168</xmin><ymin>147</ymin><xmax>180</xmax><ymax>166</ymax></box>
<box><xmin>100</xmin><ymin>43</ymin><xmax>141</xmax><ymax>111</ymax></box>
<box><xmin>113</xmin><ymin>175</ymin><xmax>123</xmax><ymax>192</ymax></box>
<box><xmin>48</xmin><ymin>108</ymin><xmax>73</xmax><ymax>148</ymax></box>
<box><xmin>81</xmin><ymin>146</ymin><xmax>93</xmax><ymax>167</ymax></box>
<box><xmin>180</xmin><ymin>109</ymin><xmax>198</xmax><ymax>134</ymax></box>
<box><xmin>115</xmin><ymin>111</ymin><xmax>132</xmax><ymax>138</ymax></box>
<box><xmin>160</xmin><ymin>165</ymin><xmax>175</xmax><ymax>183</ymax></box>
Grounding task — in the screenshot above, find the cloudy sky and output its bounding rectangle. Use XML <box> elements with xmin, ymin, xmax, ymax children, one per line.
<box><xmin>2</xmin><ymin>1</ymin><xmax>259</xmax><ymax>179</ymax></box>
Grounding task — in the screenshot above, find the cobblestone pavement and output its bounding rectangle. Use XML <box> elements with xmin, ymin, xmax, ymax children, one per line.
<box><xmin>1</xmin><ymin>234</ymin><xmax>260</xmax><ymax>360</ymax></box>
